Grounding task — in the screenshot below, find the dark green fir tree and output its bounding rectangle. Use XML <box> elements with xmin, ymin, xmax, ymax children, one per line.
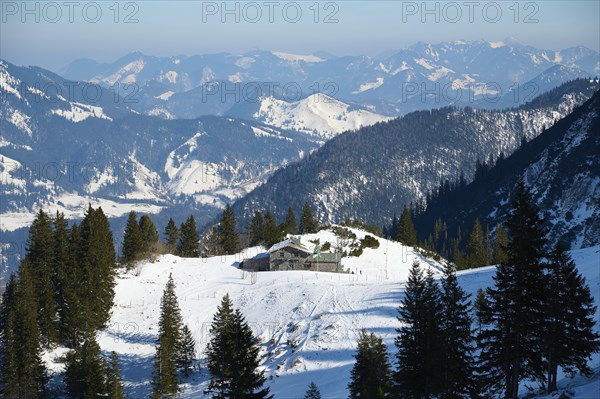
<box><xmin>178</xmin><ymin>216</ymin><xmax>200</xmax><ymax>257</ymax></box>
<box><xmin>396</xmin><ymin>205</ymin><xmax>417</xmax><ymax>246</ymax></box>
<box><xmin>304</xmin><ymin>381</ymin><xmax>321</xmax><ymax>399</ymax></box>
<box><xmin>206</xmin><ymin>294</ymin><xmax>271</xmax><ymax>399</ymax></box>
<box><xmin>218</xmin><ymin>204</ymin><xmax>238</xmax><ymax>255</ymax></box>
<box><xmin>281</xmin><ymin>207</ymin><xmax>297</xmax><ymax>235</ymax></box>
<box><xmin>122</xmin><ymin>211</ymin><xmax>143</xmax><ymax>265</ymax></box>
<box><xmin>151</xmin><ymin>274</ymin><xmax>183</xmax><ymax>398</ymax></box>
<box><xmin>164</xmin><ymin>218</ymin><xmax>179</xmax><ymax>255</ymax></box>
<box><xmin>348</xmin><ymin>330</ymin><xmax>391</xmax><ymax>399</ymax></box>
<box><xmin>299</xmin><ymin>202</ymin><xmax>318</xmax><ymax>234</ymax></box>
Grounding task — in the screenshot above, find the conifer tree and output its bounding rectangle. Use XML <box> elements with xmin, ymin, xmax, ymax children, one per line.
<box><xmin>1</xmin><ymin>263</ymin><xmax>47</xmax><ymax>399</ymax></box>
<box><xmin>0</xmin><ymin>273</ymin><xmax>17</xmax><ymax>348</ymax></box>
<box><xmin>484</xmin><ymin>225</ymin><xmax>493</xmax><ymax>265</ymax></box>
<box><xmin>151</xmin><ymin>274</ymin><xmax>183</xmax><ymax>398</ymax></box>
<box><xmin>176</xmin><ymin>325</ymin><xmax>196</xmax><ymax>378</ymax></box>
<box><xmin>281</xmin><ymin>207</ymin><xmax>297</xmax><ymax>235</ymax></box>
<box><xmin>396</xmin><ymin>205</ymin><xmax>417</xmax><ymax>246</ymax></box>
<box><xmin>466</xmin><ymin>219</ymin><xmax>487</xmax><ymax>268</ymax></box>
<box><xmin>493</xmin><ymin>224</ymin><xmax>509</xmax><ymax>265</ymax></box>
<box><xmin>304</xmin><ymin>382</ymin><xmax>322</xmax><ymax>399</ymax></box>
<box><xmin>0</xmin><ymin>274</ymin><xmax>17</xmax><ymax>391</ymax></box>
<box><xmin>348</xmin><ymin>330</ymin><xmax>391</xmax><ymax>399</ymax></box>
<box><xmin>202</xmin><ymin>226</ymin><xmax>223</xmax><ymax>257</ymax></box>
<box><xmin>105</xmin><ymin>351</ymin><xmax>125</xmax><ymax>399</ymax></box>
<box><xmin>178</xmin><ymin>216</ymin><xmax>200</xmax><ymax>257</ymax></box>
<box><xmin>61</xmin><ymin>223</ymin><xmax>87</xmax><ymax>347</ymax></box>
<box><xmin>394</xmin><ymin>261</ymin><xmax>443</xmax><ymax>398</ymax></box>
<box><xmin>164</xmin><ymin>218</ymin><xmax>179</xmax><ymax>254</ymax></box>
<box><xmin>63</xmin><ymin>333</ymin><xmax>108</xmax><ymax>399</ymax></box>
<box><xmin>473</xmin><ymin>288</ymin><xmax>490</xmax><ymax>335</ymax></box>
<box><xmin>299</xmin><ymin>202</ymin><xmax>318</xmax><ymax>234</ymax></box>
<box><xmin>206</xmin><ymin>294</ymin><xmax>271</xmax><ymax>398</ymax></box>
<box><xmin>478</xmin><ymin>180</ymin><xmax>548</xmax><ymax>399</ymax></box>
<box><xmin>26</xmin><ymin>209</ymin><xmax>59</xmax><ymax>347</ymax></box>
<box><xmin>218</xmin><ymin>204</ymin><xmax>238</xmax><ymax>255</ymax></box>
<box><xmin>439</xmin><ymin>262</ymin><xmax>477</xmax><ymax>398</ymax></box>
<box><xmin>249</xmin><ymin>210</ymin><xmax>265</xmax><ymax>246</ymax></box>
<box><xmin>79</xmin><ymin>205</ymin><xmax>116</xmax><ymax>332</ymax></box>
<box><xmin>53</xmin><ymin>211</ymin><xmax>70</xmax><ymax>339</ymax></box>
<box><xmin>542</xmin><ymin>245</ymin><xmax>599</xmax><ymax>393</ymax></box>
<box><xmin>451</xmin><ymin>237</ymin><xmax>467</xmax><ymax>270</ymax></box>
<box><xmin>263</xmin><ymin>210</ymin><xmax>283</xmax><ymax>248</ymax></box>
<box><xmin>122</xmin><ymin>211</ymin><xmax>143</xmax><ymax>265</ymax></box>
<box><xmin>139</xmin><ymin>215</ymin><xmax>159</xmax><ymax>254</ymax></box>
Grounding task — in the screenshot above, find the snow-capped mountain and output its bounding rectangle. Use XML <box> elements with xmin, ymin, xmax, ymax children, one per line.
<box><xmin>415</xmin><ymin>89</ymin><xmax>600</xmax><ymax>250</ymax></box>
<box><xmin>0</xmin><ymin>60</ymin><xmax>319</xmax><ymax>233</ymax></box>
<box><xmin>59</xmin><ymin>39</ymin><xmax>600</xmax><ymax>117</ymax></box>
<box><xmin>227</xmin><ymin>93</ymin><xmax>392</xmax><ymax>140</ymax></box>
<box><xmin>231</xmin><ymin>80</ymin><xmax>599</xmax><ymax>228</ymax></box>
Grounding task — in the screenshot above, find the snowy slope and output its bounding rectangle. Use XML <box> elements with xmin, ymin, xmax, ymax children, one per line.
<box><xmin>41</xmin><ymin>228</ymin><xmax>600</xmax><ymax>398</ymax></box>
<box><xmin>252</xmin><ymin>94</ymin><xmax>392</xmax><ymax>140</ymax></box>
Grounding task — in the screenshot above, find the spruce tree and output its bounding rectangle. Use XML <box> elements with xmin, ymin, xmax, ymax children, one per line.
<box><xmin>466</xmin><ymin>219</ymin><xmax>487</xmax><ymax>268</ymax></box>
<box><xmin>0</xmin><ymin>273</ymin><xmax>17</xmax><ymax>348</ymax></box>
<box><xmin>1</xmin><ymin>263</ymin><xmax>47</xmax><ymax>399</ymax></box>
<box><xmin>473</xmin><ymin>288</ymin><xmax>490</xmax><ymax>335</ymax></box>
<box><xmin>61</xmin><ymin>223</ymin><xmax>87</xmax><ymax>347</ymax></box>
<box><xmin>394</xmin><ymin>261</ymin><xmax>443</xmax><ymax>398</ymax></box>
<box><xmin>439</xmin><ymin>262</ymin><xmax>477</xmax><ymax>398</ymax></box>
<box><xmin>396</xmin><ymin>205</ymin><xmax>417</xmax><ymax>246</ymax></box>
<box><xmin>151</xmin><ymin>274</ymin><xmax>183</xmax><ymax>398</ymax></box>
<box><xmin>164</xmin><ymin>218</ymin><xmax>179</xmax><ymax>255</ymax></box>
<box><xmin>63</xmin><ymin>333</ymin><xmax>108</xmax><ymax>399</ymax></box>
<box><xmin>249</xmin><ymin>211</ymin><xmax>265</xmax><ymax>245</ymax></box>
<box><xmin>178</xmin><ymin>216</ymin><xmax>200</xmax><ymax>257</ymax></box>
<box><xmin>348</xmin><ymin>330</ymin><xmax>391</xmax><ymax>399</ymax></box>
<box><xmin>79</xmin><ymin>205</ymin><xmax>116</xmax><ymax>332</ymax></box>
<box><xmin>26</xmin><ymin>209</ymin><xmax>59</xmax><ymax>347</ymax></box>
<box><xmin>206</xmin><ymin>294</ymin><xmax>271</xmax><ymax>398</ymax></box>
<box><xmin>263</xmin><ymin>210</ymin><xmax>283</xmax><ymax>249</ymax></box>
<box><xmin>0</xmin><ymin>274</ymin><xmax>17</xmax><ymax>392</ymax></box>
<box><xmin>176</xmin><ymin>325</ymin><xmax>196</xmax><ymax>378</ymax></box>
<box><xmin>493</xmin><ymin>224</ymin><xmax>509</xmax><ymax>265</ymax></box>
<box><xmin>249</xmin><ymin>210</ymin><xmax>265</xmax><ymax>246</ymax></box>
<box><xmin>122</xmin><ymin>211</ymin><xmax>143</xmax><ymax>265</ymax></box>
<box><xmin>478</xmin><ymin>180</ymin><xmax>548</xmax><ymax>399</ymax></box>
<box><xmin>139</xmin><ymin>215</ymin><xmax>159</xmax><ymax>255</ymax></box>
<box><xmin>281</xmin><ymin>207</ymin><xmax>297</xmax><ymax>235</ymax></box>
<box><xmin>299</xmin><ymin>202</ymin><xmax>318</xmax><ymax>234</ymax></box>
<box><xmin>484</xmin><ymin>225</ymin><xmax>493</xmax><ymax>265</ymax></box>
<box><xmin>228</xmin><ymin>308</ymin><xmax>271</xmax><ymax>398</ymax></box>
<box><xmin>53</xmin><ymin>211</ymin><xmax>71</xmax><ymax>341</ymax></box>
<box><xmin>304</xmin><ymin>382</ymin><xmax>322</xmax><ymax>399</ymax></box>
<box><xmin>218</xmin><ymin>204</ymin><xmax>238</xmax><ymax>255</ymax></box>
<box><xmin>542</xmin><ymin>245</ymin><xmax>599</xmax><ymax>393</ymax></box>
<box><xmin>105</xmin><ymin>351</ymin><xmax>125</xmax><ymax>399</ymax></box>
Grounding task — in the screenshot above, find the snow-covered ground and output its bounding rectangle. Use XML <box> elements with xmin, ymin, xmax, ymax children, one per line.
<box><xmin>254</xmin><ymin>94</ymin><xmax>392</xmax><ymax>140</ymax></box>
<box><xmin>43</xmin><ymin>229</ymin><xmax>600</xmax><ymax>398</ymax></box>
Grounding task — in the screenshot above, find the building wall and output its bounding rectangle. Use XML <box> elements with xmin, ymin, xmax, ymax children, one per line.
<box><xmin>269</xmin><ymin>247</ymin><xmax>311</xmax><ymax>271</ymax></box>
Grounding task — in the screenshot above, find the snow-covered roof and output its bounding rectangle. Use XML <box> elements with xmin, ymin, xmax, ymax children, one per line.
<box><xmin>267</xmin><ymin>237</ymin><xmax>312</xmax><ymax>254</ymax></box>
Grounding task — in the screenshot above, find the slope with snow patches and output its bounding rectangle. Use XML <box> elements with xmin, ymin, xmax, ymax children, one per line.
<box><xmin>41</xmin><ymin>228</ymin><xmax>600</xmax><ymax>398</ymax></box>
<box><xmin>253</xmin><ymin>93</ymin><xmax>392</xmax><ymax>140</ymax></box>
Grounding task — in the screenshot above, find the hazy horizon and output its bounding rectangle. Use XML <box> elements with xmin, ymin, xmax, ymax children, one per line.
<box><xmin>2</xmin><ymin>1</ymin><xmax>599</xmax><ymax>71</ymax></box>
<box><xmin>5</xmin><ymin>36</ymin><xmax>600</xmax><ymax>74</ymax></box>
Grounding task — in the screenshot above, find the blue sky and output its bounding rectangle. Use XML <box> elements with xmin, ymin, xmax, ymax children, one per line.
<box><xmin>1</xmin><ymin>1</ymin><xmax>599</xmax><ymax>71</ymax></box>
